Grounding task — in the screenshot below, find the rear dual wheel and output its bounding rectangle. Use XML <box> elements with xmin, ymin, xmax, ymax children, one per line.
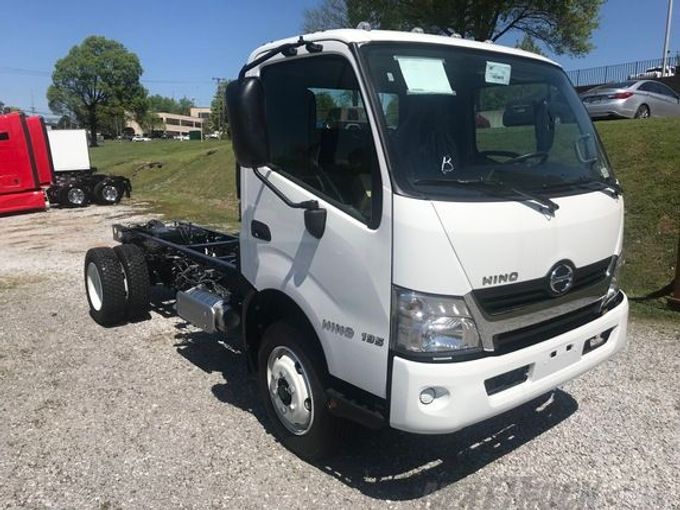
<box><xmin>84</xmin><ymin>245</ymin><xmax>150</xmax><ymax>326</ymax></box>
<box><xmin>94</xmin><ymin>181</ymin><xmax>123</xmax><ymax>205</ymax></box>
<box><xmin>60</xmin><ymin>186</ymin><xmax>88</xmax><ymax>207</ymax></box>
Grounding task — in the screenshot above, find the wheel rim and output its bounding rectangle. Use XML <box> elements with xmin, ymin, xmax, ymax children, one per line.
<box><xmin>86</xmin><ymin>262</ymin><xmax>103</xmax><ymax>311</ymax></box>
<box><xmin>67</xmin><ymin>188</ymin><xmax>86</xmax><ymax>205</ymax></box>
<box><xmin>267</xmin><ymin>346</ymin><xmax>314</xmax><ymax>435</ymax></box>
<box><xmin>638</xmin><ymin>106</ymin><xmax>649</xmax><ymax>119</ymax></box>
<box><xmin>102</xmin><ymin>185</ymin><xmax>119</xmax><ymax>202</ymax></box>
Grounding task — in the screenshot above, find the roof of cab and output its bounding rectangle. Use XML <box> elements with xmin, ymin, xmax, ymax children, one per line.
<box><xmin>248</xmin><ymin>28</ymin><xmax>560</xmax><ymax>68</ymax></box>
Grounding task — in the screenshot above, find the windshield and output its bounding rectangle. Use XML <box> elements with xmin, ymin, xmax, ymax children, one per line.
<box><xmin>360</xmin><ymin>43</ymin><xmax>615</xmax><ymax>200</ymax></box>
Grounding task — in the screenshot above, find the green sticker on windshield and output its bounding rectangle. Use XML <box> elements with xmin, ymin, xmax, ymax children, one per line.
<box><xmin>485</xmin><ymin>61</ymin><xmax>511</xmax><ymax>85</ymax></box>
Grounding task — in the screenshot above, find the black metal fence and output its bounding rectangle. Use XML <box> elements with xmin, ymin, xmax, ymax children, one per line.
<box><xmin>566</xmin><ymin>55</ymin><xmax>680</xmax><ymax>88</ymax></box>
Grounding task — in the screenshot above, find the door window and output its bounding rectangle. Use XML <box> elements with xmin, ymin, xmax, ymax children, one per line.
<box><xmin>260</xmin><ymin>55</ymin><xmax>381</xmax><ymax>225</ymax></box>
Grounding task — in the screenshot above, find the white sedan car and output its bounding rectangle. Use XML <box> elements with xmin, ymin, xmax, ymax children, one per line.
<box><xmin>131</xmin><ymin>135</ymin><xmax>151</xmax><ymax>142</ymax></box>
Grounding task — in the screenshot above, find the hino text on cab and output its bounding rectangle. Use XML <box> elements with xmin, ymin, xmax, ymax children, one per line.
<box><xmin>83</xmin><ymin>28</ymin><xmax>628</xmax><ymax>460</ymax></box>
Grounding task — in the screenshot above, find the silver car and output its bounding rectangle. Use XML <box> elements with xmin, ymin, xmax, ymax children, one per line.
<box><xmin>580</xmin><ymin>80</ymin><xmax>680</xmax><ymax>119</ymax></box>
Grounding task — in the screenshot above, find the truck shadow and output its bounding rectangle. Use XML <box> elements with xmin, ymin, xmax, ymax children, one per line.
<box><xmin>174</xmin><ymin>329</ymin><xmax>578</xmax><ymax>501</ymax></box>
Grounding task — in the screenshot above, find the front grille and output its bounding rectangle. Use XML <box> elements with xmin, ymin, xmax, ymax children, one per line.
<box><xmin>473</xmin><ymin>257</ymin><xmax>612</xmax><ymax>316</ymax></box>
<box><xmin>492</xmin><ymin>302</ymin><xmax>602</xmax><ymax>355</ymax></box>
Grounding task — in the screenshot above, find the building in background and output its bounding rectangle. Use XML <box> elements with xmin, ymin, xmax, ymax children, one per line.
<box><xmin>125</xmin><ymin>108</ymin><xmax>210</xmax><ymax>137</ymax></box>
<box><xmin>189</xmin><ymin>107</ymin><xmax>211</xmax><ymax>120</ymax></box>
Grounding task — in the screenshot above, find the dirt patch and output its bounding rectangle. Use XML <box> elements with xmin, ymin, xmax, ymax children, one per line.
<box><xmin>0</xmin><ymin>274</ymin><xmax>47</xmax><ymax>290</ymax></box>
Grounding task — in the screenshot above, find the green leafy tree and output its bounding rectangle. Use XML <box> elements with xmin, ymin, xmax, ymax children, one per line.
<box><xmin>314</xmin><ymin>92</ymin><xmax>337</xmax><ymax>123</ymax></box>
<box><xmin>516</xmin><ymin>34</ymin><xmax>546</xmax><ymax>56</ymax></box>
<box><xmin>147</xmin><ymin>94</ymin><xmax>195</xmax><ymax>115</ymax></box>
<box><xmin>303</xmin><ymin>0</ymin><xmax>604</xmax><ymax>56</ymax></box>
<box><xmin>209</xmin><ymin>80</ymin><xmax>229</xmax><ymax>135</ymax></box>
<box><xmin>47</xmin><ymin>36</ymin><xmax>145</xmax><ymax>146</ymax></box>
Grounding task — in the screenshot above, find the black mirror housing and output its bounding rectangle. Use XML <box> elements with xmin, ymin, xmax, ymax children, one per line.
<box><xmin>304</xmin><ymin>208</ymin><xmax>327</xmax><ymax>239</ymax></box>
<box><xmin>226</xmin><ymin>78</ymin><xmax>270</xmax><ymax>168</ymax></box>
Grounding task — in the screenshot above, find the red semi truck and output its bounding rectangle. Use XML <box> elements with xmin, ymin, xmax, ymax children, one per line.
<box><xmin>0</xmin><ymin>112</ymin><xmax>48</xmax><ymax>215</ymax></box>
<box><xmin>0</xmin><ymin>112</ymin><xmax>131</xmax><ymax>215</ymax></box>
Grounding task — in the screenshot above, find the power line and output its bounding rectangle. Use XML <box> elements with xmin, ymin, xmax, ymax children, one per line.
<box><xmin>0</xmin><ymin>66</ymin><xmax>215</xmax><ymax>84</ymax></box>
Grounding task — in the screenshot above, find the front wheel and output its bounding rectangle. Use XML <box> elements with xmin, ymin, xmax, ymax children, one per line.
<box><xmin>258</xmin><ymin>321</ymin><xmax>339</xmax><ymax>460</ymax></box>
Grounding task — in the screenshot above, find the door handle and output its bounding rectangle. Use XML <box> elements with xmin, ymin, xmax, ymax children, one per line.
<box><xmin>251</xmin><ymin>220</ymin><xmax>272</xmax><ymax>242</ymax></box>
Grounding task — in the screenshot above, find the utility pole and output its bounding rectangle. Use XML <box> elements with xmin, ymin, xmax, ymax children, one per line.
<box><xmin>662</xmin><ymin>0</ymin><xmax>674</xmax><ymax>76</ymax></box>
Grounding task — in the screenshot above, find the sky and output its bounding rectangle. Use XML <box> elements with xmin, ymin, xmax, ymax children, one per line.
<box><xmin>1</xmin><ymin>0</ymin><xmax>678</xmax><ymax>117</ymax></box>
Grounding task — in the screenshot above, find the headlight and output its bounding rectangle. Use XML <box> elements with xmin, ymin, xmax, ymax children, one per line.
<box><xmin>603</xmin><ymin>255</ymin><xmax>623</xmax><ymax>307</ymax></box>
<box><xmin>391</xmin><ymin>286</ymin><xmax>481</xmax><ymax>358</ymax></box>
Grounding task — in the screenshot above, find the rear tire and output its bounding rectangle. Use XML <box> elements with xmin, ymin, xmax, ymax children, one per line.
<box><xmin>84</xmin><ymin>247</ymin><xmax>127</xmax><ymax>326</ymax></box>
<box><xmin>60</xmin><ymin>186</ymin><xmax>88</xmax><ymax>207</ymax></box>
<box><xmin>634</xmin><ymin>104</ymin><xmax>650</xmax><ymax>119</ymax></box>
<box><xmin>94</xmin><ymin>181</ymin><xmax>122</xmax><ymax>205</ymax></box>
<box><xmin>257</xmin><ymin>321</ymin><xmax>339</xmax><ymax>460</ymax></box>
<box><xmin>113</xmin><ymin>244</ymin><xmax>151</xmax><ymax>320</ymax></box>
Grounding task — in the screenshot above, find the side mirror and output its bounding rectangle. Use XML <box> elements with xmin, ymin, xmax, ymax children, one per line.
<box><xmin>304</xmin><ymin>208</ymin><xmax>327</xmax><ymax>239</ymax></box>
<box><xmin>226</xmin><ymin>78</ymin><xmax>270</xmax><ymax>167</ymax></box>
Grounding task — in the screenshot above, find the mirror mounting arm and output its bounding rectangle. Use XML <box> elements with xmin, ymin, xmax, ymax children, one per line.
<box><xmin>238</xmin><ymin>36</ymin><xmax>319</xmax><ymax>81</ymax></box>
<box><xmin>253</xmin><ymin>167</ymin><xmax>319</xmax><ymax>210</ymax></box>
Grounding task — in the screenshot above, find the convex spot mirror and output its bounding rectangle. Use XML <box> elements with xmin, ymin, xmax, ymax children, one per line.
<box><xmin>226</xmin><ymin>77</ymin><xmax>270</xmax><ymax>168</ymax></box>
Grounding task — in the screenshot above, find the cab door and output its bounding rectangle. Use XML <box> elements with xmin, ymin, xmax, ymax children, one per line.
<box><xmin>239</xmin><ymin>43</ymin><xmax>393</xmax><ymax>398</ymax></box>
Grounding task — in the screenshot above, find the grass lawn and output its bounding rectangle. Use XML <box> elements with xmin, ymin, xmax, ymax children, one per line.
<box><xmin>90</xmin><ymin>119</ymin><xmax>679</xmax><ymax>318</ymax></box>
<box><xmin>90</xmin><ymin>139</ymin><xmax>238</xmax><ymax>229</ymax></box>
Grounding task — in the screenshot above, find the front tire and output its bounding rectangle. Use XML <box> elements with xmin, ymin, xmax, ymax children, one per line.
<box><xmin>258</xmin><ymin>321</ymin><xmax>339</xmax><ymax>460</ymax></box>
<box><xmin>84</xmin><ymin>247</ymin><xmax>127</xmax><ymax>326</ymax></box>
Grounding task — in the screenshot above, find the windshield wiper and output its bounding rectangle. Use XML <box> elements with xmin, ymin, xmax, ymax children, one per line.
<box><xmin>414</xmin><ymin>177</ymin><xmax>560</xmax><ymax>215</ymax></box>
<box><xmin>543</xmin><ymin>177</ymin><xmax>622</xmax><ymax>197</ymax></box>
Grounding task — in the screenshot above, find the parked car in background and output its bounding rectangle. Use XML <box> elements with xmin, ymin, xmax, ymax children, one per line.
<box><xmin>628</xmin><ymin>66</ymin><xmax>676</xmax><ymax>79</ymax></box>
<box><xmin>173</xmin><ymin>134</ymin><xmax>189</xmax><ymax>141</ymax></box>
<box><xmin>580</xmin><ymin>80</ymin><xmax>680</xmax><ymax>119</ymax></box>
<box><xmin>131</xmin><ymin>135</ymin><xmax>151</xmax><ymax>142</ymax></box>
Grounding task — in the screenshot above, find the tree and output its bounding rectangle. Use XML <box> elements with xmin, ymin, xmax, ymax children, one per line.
<box><xmin>0</xmin><ymin>100</ymin><xmax>22</xmax><ymax>114</ymax></box>
<box><xmin>47</xmin><ymin>36</ymin><xmax>145</xmax><ymax>146</ymax></box>
<box><xmin>302</xmin><ymin>0</ymin><xmax>349</xmax><ymax>32</ymax></box>
<box><xmin>516</xmin><ymin>34</ymin><xmax>545</xmax><ymax>56</ymax></box>
<box><xmin>147</xmin><ymin>94</ymin><xmax>195</xmax><ymax>115</ymax></box>
<box><xmin>302</xmin><ymin>0</ymin><xmax>604</xmax><ymax>56</ymax></box>
<box><xmin>209</xmin><ymin>80</ymin><xmax>230</xmax><ymax>136</ymax></box>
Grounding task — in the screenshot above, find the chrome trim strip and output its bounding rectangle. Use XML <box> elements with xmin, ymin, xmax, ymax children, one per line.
<box><xmin>465</xmin><ymin>279</ymin><xmax>609</xmax><ymax>351</ymax></box>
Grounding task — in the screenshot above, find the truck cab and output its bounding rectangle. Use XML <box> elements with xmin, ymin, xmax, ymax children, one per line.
<box><xmin>230</xmin><ymin>29</ymin><xmax>627</xmax><ymax>442</ymax></box>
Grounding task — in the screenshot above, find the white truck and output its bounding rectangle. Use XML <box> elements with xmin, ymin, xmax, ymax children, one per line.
<box><xmin>83</xmin><ymin>29</ymin><xmax>628</xmax><ymax>460</ymax></box>
<box><xmin>46</xmin><ymin>129</ymin><xmax>131</xmax><ymax>207</ymax></box>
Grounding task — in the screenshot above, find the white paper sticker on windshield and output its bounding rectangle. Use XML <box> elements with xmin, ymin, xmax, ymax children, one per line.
<box><xmin>395</xmin><ymin>56</ymin><xmax>454</xmax><ymax>95</ymax></box>
<box><xmin>485</xmin><ymin>61</ymin><xmax>511</xmax><ymax>85</ymax></box>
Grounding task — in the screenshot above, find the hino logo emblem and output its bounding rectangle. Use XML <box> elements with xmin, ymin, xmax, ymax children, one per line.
<box><xmin>482</xmin><ymin>272</ymin><xmax>519</xmax><ymax>286</ymax></box>
<box><xmin>548</xmin><ymin>262</ymin><xmax>575</xmax><ymax>296</ymax></box>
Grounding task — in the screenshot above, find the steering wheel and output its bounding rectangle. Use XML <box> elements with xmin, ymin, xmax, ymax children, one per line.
<box><xmin>481</xmin><ymin>150</ymin><xmax>548</xmax><ymax>166</ymax></box>
<box><xmin>504</xmin><ymin>151</ymin><xmax>549</xmax><ymax>165</ymax></box>
<box><xmin>480</xmin><ymin>150</ymin><xmax>521</xmax><ymax>160</ymax></box>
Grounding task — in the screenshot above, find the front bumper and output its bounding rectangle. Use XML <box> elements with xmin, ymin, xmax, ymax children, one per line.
<box><xmin>389</xmin><ymin>293</ymin><xmax>628</xmax><ymax>434</ymax></box>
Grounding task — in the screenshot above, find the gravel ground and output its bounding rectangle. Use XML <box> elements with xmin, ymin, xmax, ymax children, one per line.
<box><xmin>1</xmin><ymin>205</ymin><xmax>679</xmax><ymax>509</ymax></box>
